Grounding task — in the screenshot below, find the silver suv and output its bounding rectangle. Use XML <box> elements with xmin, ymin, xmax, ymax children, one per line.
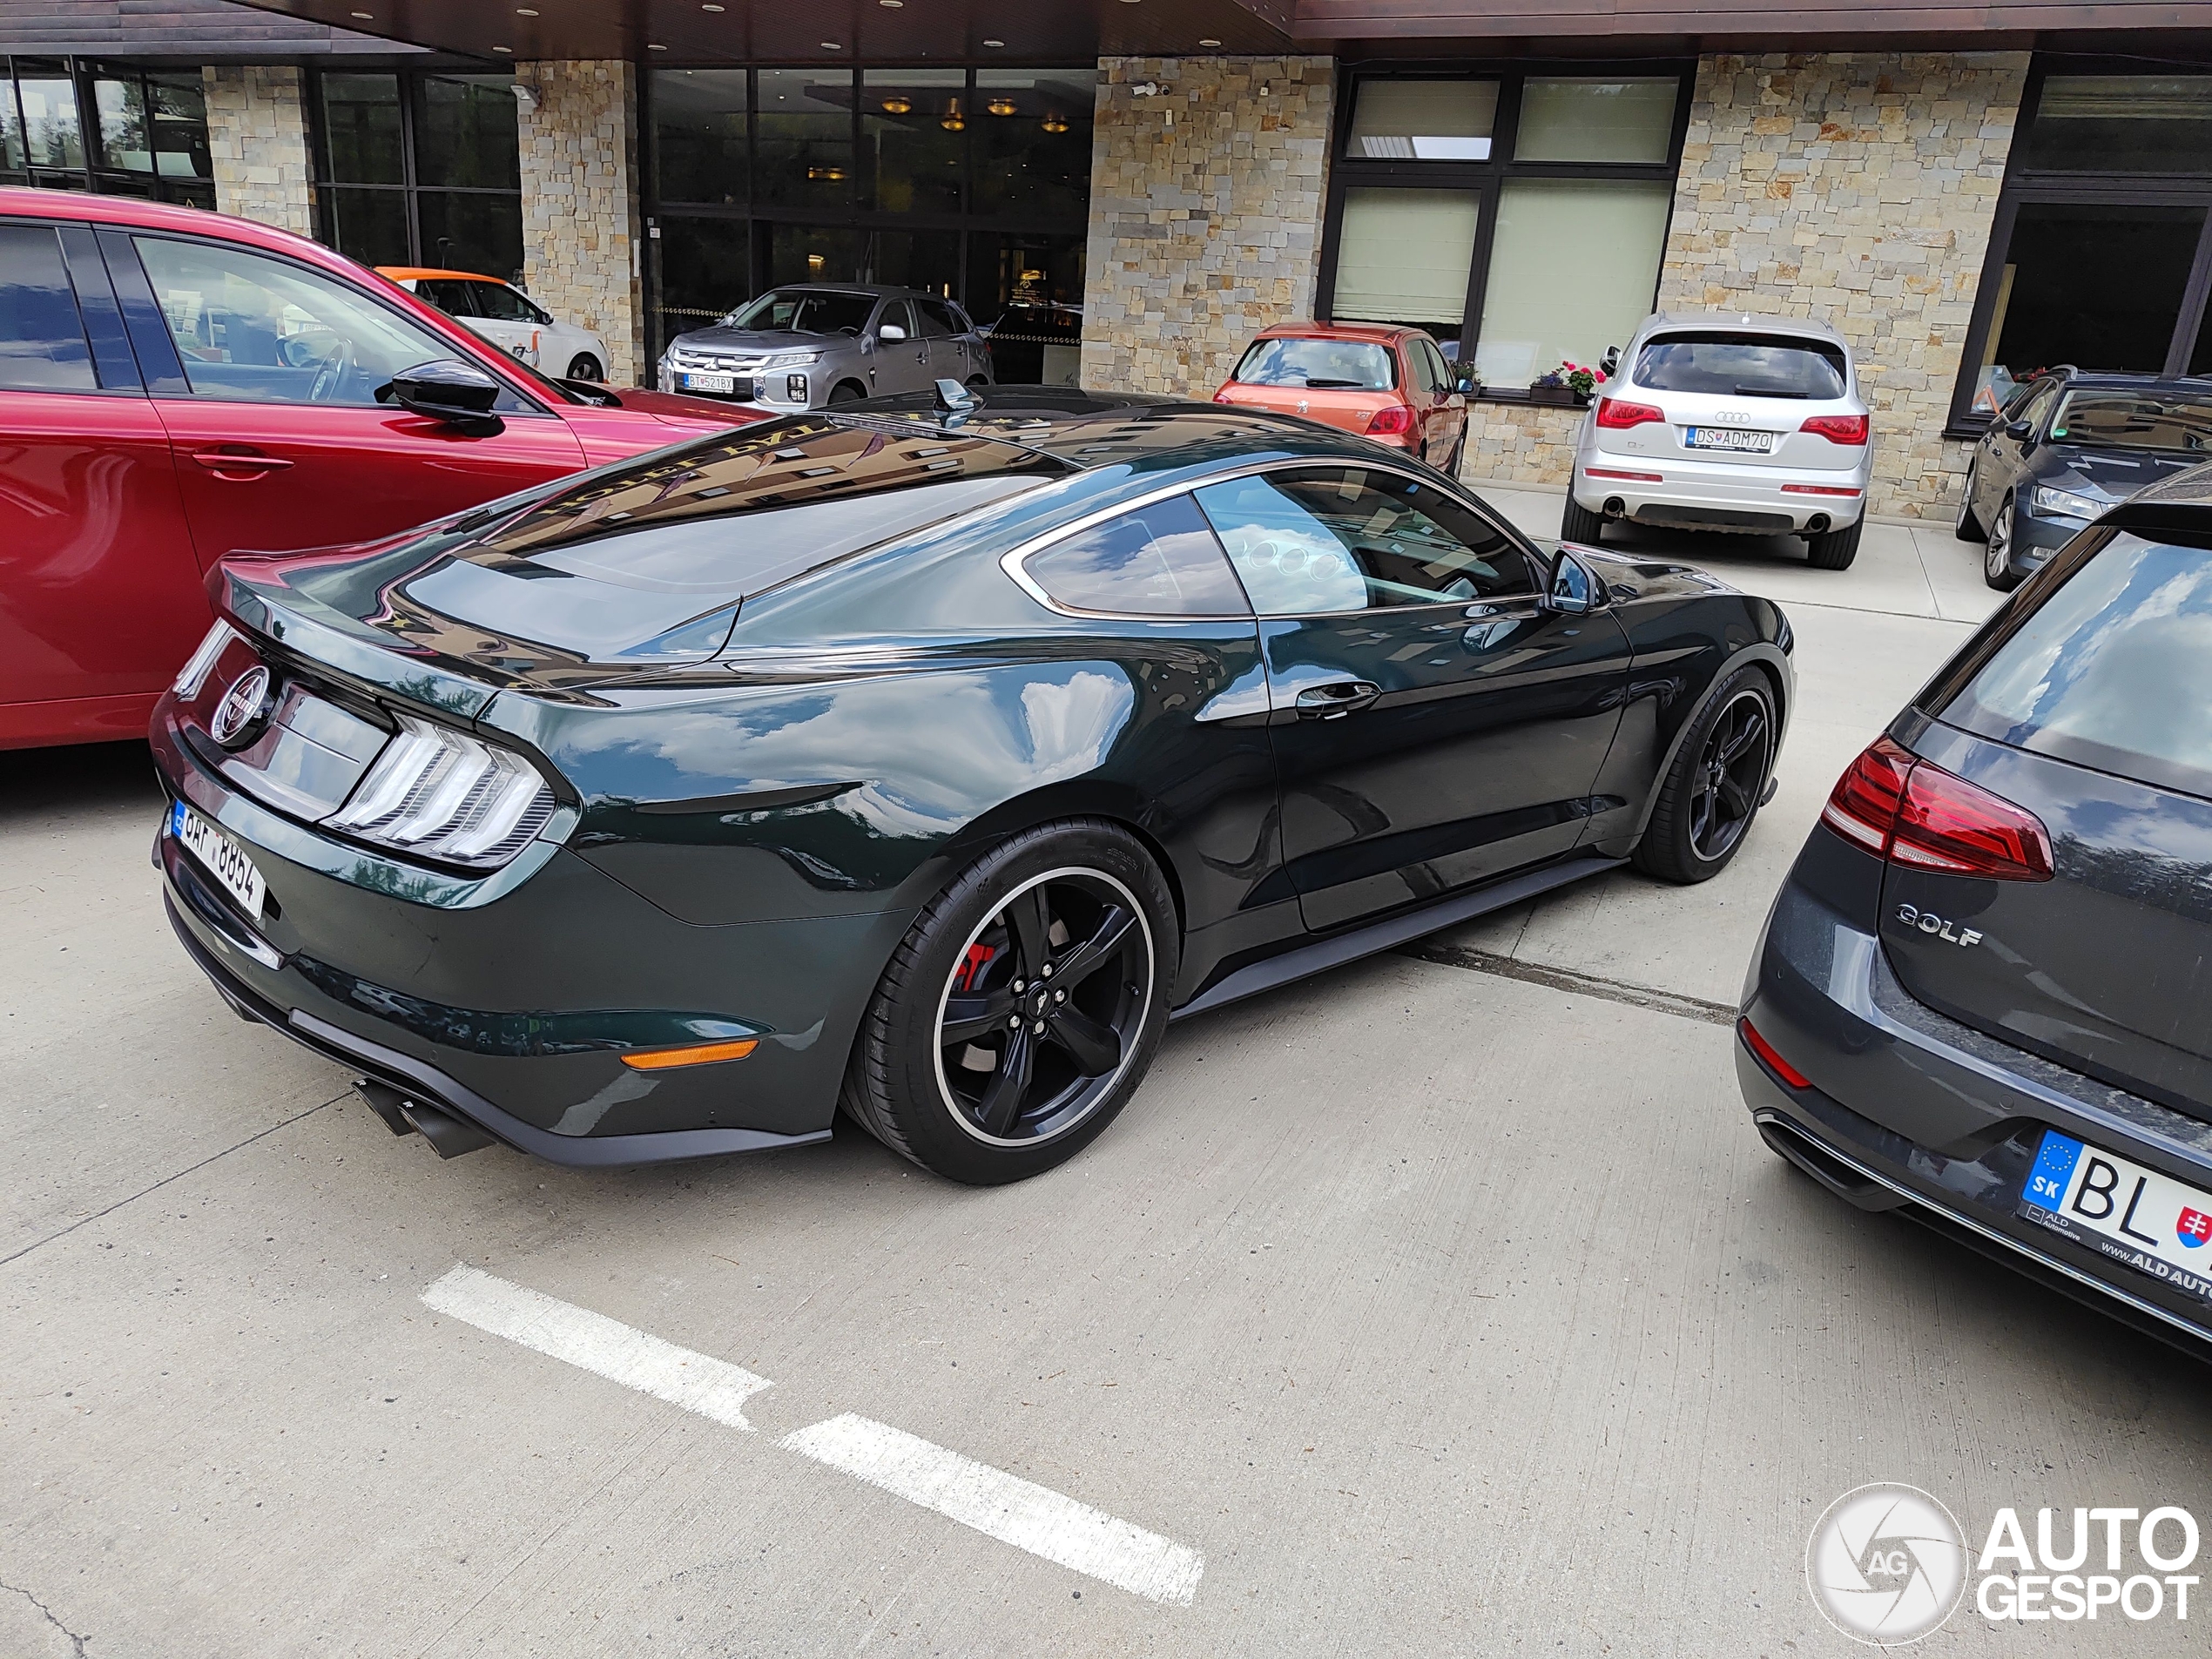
<box><xmin>657</xmin><ymin>285</ymin><xmax>993</xmax><ymax>412</ymax></box>
<box><xmin>1566</xmin><ymin>314</ymin><xmax>1873</xmax><ymax>570</ymax></box>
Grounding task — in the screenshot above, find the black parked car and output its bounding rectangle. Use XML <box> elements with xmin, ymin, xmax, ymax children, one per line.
<box><xmin>152</xmin><ymin>388</ymin><xmax>1792</xmax><ymax>1184</ymax></box>
<box><xmin>1743</xmin><ymin>462</ymin><xmax>2212</xmax><ymax>1348</ymax></box>
<box><xmin>1956</xmin><ymin>368</ymin><xmax>2212</xmax><ymax>590</ymax></box>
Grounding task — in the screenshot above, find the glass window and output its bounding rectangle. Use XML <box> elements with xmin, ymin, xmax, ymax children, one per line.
<box><xmin>2047</xmin><ymin>389</ymin><xmax>2212</xmax><ymax>455</ymax></box>
<box><xmin>148</xmin><ymin>71</ymin><xmax>211</xmax><ymax>185</ymax></box>
<box><xmin>974</xmin><ymin>67</ymin><xmax>1095</xmax><ymax>219</ymax></box>
<box><xmin>756</xmin><ymin>68</ymin><xmax>853</xmax><ymax>210</ymax></box>
<box><xmin>2</xmin><ymin>78</ymin><xmax>24</xmax><ymax>176</ymax></box>
<box><xmin>864</xmin><ymin>68</ymin><xmax>964</xmax><ymax>216</ymax></box>
<box><xmin>1514</xmin><ymin>78</ymin><xmax>1676</xmax><ymax>164</ymax></box>
<box><xmin>0</xmin><ymin>225</ymin><xmax>97</xmax><ymax>391</ymax></box>
<box><xmin>2020</xmin><ymin>76</ymin><xmax>2212</xmax><ymax>174</ymax></box>
<box><xmin>470</xmin><ymin>280</ymin><xmax>546</xmax><ymax>325</ymax></box>
<box><xmin>728</xmin><ymin>287</ymin><xmax>876</xmax><ymax>336</ymax></box>
<box><xmin>876</xmin><ymin>299</ymin><xmax>917</xmax><ymax>340</ymax></box>
<box><xmin>765</xmin><ymin>223</ymin><xmax>865</xmax><ymax>289</ymax></box>
<box><xmin>1231</xmin><ymin>335</ymin><xmax>1397</xmax><ymax>390</ymax></box>
<box><xmin>91</xmin><ymin>73</ymin><xmax>151</xmax><ymax>173</ymax></box>
<box><xmin>1196</xmin><ymin>467</ymin><xmax>1530</xmax><ymax>616</ymax></box>
<box><xmin>415</xmin><ymin>74</ymin><xmax>517</xmax><ymax>191</ymax></box>
<box><xmin>1474</xmin><ymin>178</ymin><xmax>1671</xmax><ymax>387</ymax></box>
<box><xmin>1345</xmin><ymin>80</ymin><xmax>1498</xmax><ymax>161</ymax></box>
<box><xmin>320</xmin><ymin>72</ymin><xmax>403</xmax><ymax>185</ymax></box>
<box><xmin>1974</xmin><ymin>202</ymin><xmax>2205</xmax><ymax>404</ymax></box>
<box><xmin>654</xmin><ymin>216</ymin><xmax>749</xmax><ymax>347</ymax></box>
<box><xmin>861</xmin><ymin>228</ymin><xmax>960</xmax><ymax>297</ymax></box>
<box><xmin>413</xmin><ymin>278</ymin><xmax>478</xmax><ymax>317</ymax></box>
<box><xmin>415</xmin><ymin>190</ymin><xmax>523</xmax><ymax>282</ymax></box>
<box><xmin>1332</xmin><ymin>187</ymin><xmax>1479</xmax><ymax>337</ymax></box>
<box><xmin>1024</xmin><ymin>496</ymin><xmax>1251</xmax><ymax>617</ymax></box>
<box><xmin>322</xmin><ymin>186</ymin><xmax>411</xmax><ymax>269</ymax></box>
<box><xmin>1944</xmin><ymin>532</ymin><xmax>2212</xmax><ymax>801</ymax></box>
<box><xmin>134</xmin><ymin>234</ymin><xmax>456</xmax><ymax>406</ymax></box>
<box><xmin>1633</xmin><ymin>332</ymin><xmax>1848</xmax><ymax>400</ymax></box>
<box><xmin>914</xmin><ymin>297</ymin><xmax>961</xmax><ymax>338</ymax></box>
<box><xmin>18</xmin><ymin>63</ymin><xmax>85</xmax><ymax>172</ymax></box>
<box><xmin>653</xmin><ymin>70</ymin><xmax>748</xmax><ymax>206</ymax></box>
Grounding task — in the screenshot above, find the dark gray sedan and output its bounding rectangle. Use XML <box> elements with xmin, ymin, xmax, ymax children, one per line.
<box><xmin>1956</xmin><ymin>370</ymin><xmax>2212</xmax><ymax>590</ymax></box>
<box><xmin>656</xmin><ymin>284</ymin><xmax>993</xmax><ymax>412</ymax></box>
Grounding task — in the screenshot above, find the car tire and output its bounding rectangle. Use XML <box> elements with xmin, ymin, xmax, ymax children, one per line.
<box><xmin>1560</xmin><ymin>493</ymin><xmax>1607</xmax><ymax>545</ymax></box>
<box><xmin>1953</xmin><ymin>462</ymin><xmax>1986</xmax><ymax>543</ymax></box>
<box><xmin>1631</xmin><ymin>666</ymin><xmax>1777</xmax><ymax>886</ymax></box>
<box><xmin>1441</xmin><ymin>433</ymin><xmax>1467</xmax><ymax>477</ymax></box>
<box><xmin>1983</xmin><ymin>497</ymin><xmax>2025</xmax><ymax>591</ymax></box>
<box><xmin>840</xmin><ymin>819</ymin><xmax>1179</xmax><ymax>1185</ymax></box>
<box><xmin>1804</xmin><ymin>517</ymin><xmax>1862</xmax><ymax>570</ymax></box>
<box><xmin>967</xmin><ymin>375</ymin><xmax>988</xmax><ymax>388</ymax></box>
<box><xmin>564</xmin><ymin>354</ymin><xmax>604</xmax><ymax>382</ymax></box>
<box><xmin>829</xmin><ymin>381</ymin><xmax>867</xmax><ymax>405</ymax></box>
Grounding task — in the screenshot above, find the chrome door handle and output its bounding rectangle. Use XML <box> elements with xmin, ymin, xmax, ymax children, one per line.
<box><xmin>1294</xmin><ymin>680</ymin><xmax>1381</xmax><ymax>718</ymax></box>
<box><xmin>192</xmin><ymin>448</ymin><xmax>293</xmax><ymax>475</ymax></box>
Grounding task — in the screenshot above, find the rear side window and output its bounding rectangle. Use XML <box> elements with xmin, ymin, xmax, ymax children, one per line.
<box><xmin>414</xmin><ymin>278</ymin><xmax>478</xmax><ymax>317</ymax></box>
<box><xmin>1634</xmin><ymin>332</ymin><xmax>1848</xmax><ymax>400</ymax></box>
<box><xmin>1023</xmin><ymin>496</ymin><xmax>1251</xmax><ymax>617</ymax></box>
<box><xmin>1941</xmin><ymin>530</ymin><xmax>2212</xmax><ymax>799</ymax></box>
<box><xmin>1232</xmin><ymin>337</ymin><xmax>1396</xmax><ymax>391</ymax></box>
<box><xmin>0</xmin><ymin>225</ymin><xmax>98</xmax><ymax>391</ymax></box>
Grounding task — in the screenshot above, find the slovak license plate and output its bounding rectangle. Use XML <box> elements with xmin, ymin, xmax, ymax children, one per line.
<box><xmin>681</xmin><ymin>371</ymin><xmax>736</xmax><ymax>395</ymax></box>
<box><xmin>1684</xmin><ymin>426</ymin><xmax>1774</xmax><ymax>454</ymax></box>
<box><xmin>2020</xmin><ymin>1129</ymin><xmax>2212</xmax><ymax>1307</ymax></box>
<box><xmin>172</xmin><ymin>800</ymin><xmax>266</xmax><ymax>920</ymax></box>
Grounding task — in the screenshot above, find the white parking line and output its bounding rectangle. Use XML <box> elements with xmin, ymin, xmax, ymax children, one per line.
<box><xmin>419</xmin><ymin>1265</ymin><xmax>1204</xmax><ymax>1605</ymax></box>
<box><xmin>780</xmin><ymin>1413</ymin><xmax>1204</xmax><ymax>1607</ymax></box>
<box><xmin>421</xmin><ymin>1264</ymin><xmax>772</xmax><ymax>1431</ymax></box>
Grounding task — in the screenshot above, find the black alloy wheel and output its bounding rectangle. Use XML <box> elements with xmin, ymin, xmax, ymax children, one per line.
<box><xmin>1632</xmin><ymin>667</ymin><xmax>1777</xmax><ymax>884</ymax></box>
<box><xmin>565</xmin><ymin>354</ymin><xmax>604</xmax><ymax>382</ymax></box>
<box><xmin>1984</xmin><ymin>497</ymin><xmax>2024</xmax><ymax>591</ymax></box>
<box><xmin>1954</xmin><ymin>462</ymin><xmax>1986</xmax><ymax>543</ymax></box>
<box><xmin>933</xmin><ymin>870</ymin><xmax>1152</xmax><ymax>1145</ymax></box>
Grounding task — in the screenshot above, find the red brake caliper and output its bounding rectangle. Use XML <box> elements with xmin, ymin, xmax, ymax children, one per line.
<box><xmin>953</xmin><ymin>942</ymin><xmax>996</xmax><ymax>993</ymax></box>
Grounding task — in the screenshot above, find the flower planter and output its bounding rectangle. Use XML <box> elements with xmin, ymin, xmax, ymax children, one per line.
<box><xmin>1526</xmin><ymin>386</ymin><xmax>1578</xmax><ymax>408</ymax></box>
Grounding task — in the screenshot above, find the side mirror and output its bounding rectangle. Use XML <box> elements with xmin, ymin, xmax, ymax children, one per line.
<box><xmin>877</xmin><ymin>322</ymin><xmax>908</xmax><ymax>342</ymax></box>
<box><xmin>378</xmin><ymin>358</ymin><xmax>505</xmax><ymax>435</ymax></box>
<box><xmin>2005</xmin><ymin>419</ymin><xmax>2035</xmax><ymax>444</ymax></box>
<box><xmin>1599</xmin><ymin>345</ymin><xmax>1622</xmax><ymax>377</ymax></box>
<box><xmin>1453</xmin><ymin>374</ymin><xmax>1477</xmax><ymax>396</ymax></box>
<box><xmin>1545</xmin><ymin>546</ymin><xmax>1602</xmax><ymax>615</ymax></box>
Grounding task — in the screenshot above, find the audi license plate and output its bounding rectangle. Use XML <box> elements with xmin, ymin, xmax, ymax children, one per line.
<box><xmin>1684</xmin><ymin>426</ymin><xmax>1774</xmax><ymax>455</ymax></box>
<box><xmin>2020</xmin><ymin>1129</ymin><xmax>2212</xmax><ymax>1307</ymax></box>
<box><xmin>681</xmin><ymin>371</ymin><xmax>738</xmax><ymax>395</ymax></box>
<box><xmin>172</xmin><ymin>800</ymin><xmax>266</xmax><ymax>921</ymax></box>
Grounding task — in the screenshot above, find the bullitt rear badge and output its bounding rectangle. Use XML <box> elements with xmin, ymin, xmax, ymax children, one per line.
<box><xmin>210</xmin><ymin>664</ymin><xmax>272</xmax><ymax>746</ymax></box>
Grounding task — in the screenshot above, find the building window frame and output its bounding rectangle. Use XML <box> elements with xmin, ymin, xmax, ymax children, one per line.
<box><xmin>1946</xmin><ymin>56</ymin><xmax>2212</xmax><ymax>434</ymax></box>
<box><xmin>1316</xmin><ymin>59</ymin><xmax>1695</xmax><ymax>402</ymax></box>
<box><xmin>0</xmin><ymin>55</ymin><xmax>215</xmax><ymax>207</ymax></box>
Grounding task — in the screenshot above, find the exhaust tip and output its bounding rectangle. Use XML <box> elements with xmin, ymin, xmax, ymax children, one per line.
<box><xmin>1602</xmin><ymin>496</ymin><xmax>1626</xmax><ymax>517</ymax></box>
<box><xmin>1805</xmin><ymin>512</ymin><xmax>1831</xmax><ymax>535</ymax></box>
<box><xmin>1754</xmin><ymin>1114</ymin><xmax>1907</xmax><ymax>1212</ymax></box>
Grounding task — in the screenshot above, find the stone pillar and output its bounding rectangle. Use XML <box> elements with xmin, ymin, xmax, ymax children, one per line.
<box><xmin>201</xmin><ymin>65</ymin><xmax>314</xmax><ymax>237</ymax></box>
<box><xmin>516</xmin><ymin>60</ymin><xmax>645</xmax><ymax>385</ymax></box>
<box><xmin>1657</xmin><ymin>52</ymin><xmax>2030</xmax><ymax>519</ymax></box>
<box><xmin>1082</xmin><ymin>57</ymin><xmax>1335</xmax><ymax>397</ymax></box>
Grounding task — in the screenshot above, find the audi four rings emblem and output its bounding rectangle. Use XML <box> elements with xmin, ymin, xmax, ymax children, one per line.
<box><xmin>210</xmin><ymin>665</ymin><xmax>271</xmax><ymax>745</ymax></box>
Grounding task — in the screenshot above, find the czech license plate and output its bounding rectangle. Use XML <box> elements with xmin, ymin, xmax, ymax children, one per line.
<box><xmin>2020</xmin><ymin>1129</ymin><xmax>2212</xmax><ymax>1307</ymax></box>
<box><xmin>682</xmin><ymin>371</ymin><xmax>736</xmax><ymax>395</ymax></box>
<box><xmin>1684</xmin><ymin>426</ymin><xmax>1774</xmax><ymax>455</ymax></box>
<box><xmin>172</xmin><ymin>800</ymin><xmax>266</xmax><ymax>921</ymax></box>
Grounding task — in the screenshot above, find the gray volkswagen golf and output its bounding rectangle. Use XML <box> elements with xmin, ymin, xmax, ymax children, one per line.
<box><xmin>1741</xmin><ymin>462</ymin><xmax>2212</xmax><ymax>1350</ymax></box>
<box><xmin>657</xmin><ymin>284</ymin><xmax>993</xmax><ymax>413</ymax></box>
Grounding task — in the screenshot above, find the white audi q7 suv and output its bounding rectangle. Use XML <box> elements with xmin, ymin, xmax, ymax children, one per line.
<box><xmin>1565</xmin><ymin>314</ymin><xmax>1873</xmax><ymax>570</ymax></box>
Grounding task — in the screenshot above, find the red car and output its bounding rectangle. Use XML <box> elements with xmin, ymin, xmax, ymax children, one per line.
<box><xmin>1211</xmin><ymin>320</ymin><xmax>1471</xmax><ymax>474</ymax></box>
<box><xmin>0</xmin><ymin>188</ymin><xmax>754</xmax><ymax>750</ymax></box>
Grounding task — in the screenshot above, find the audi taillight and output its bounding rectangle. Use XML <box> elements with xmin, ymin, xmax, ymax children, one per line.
<box><xmin>1801</xmin><ymin>413</ymin><xmax>1870</xmax><ymax>445</ymax></box>
<box><xmin>1366</xmin><ymin>404</ymin><xmax>1415</xmax><ymax>436</ymax></box>
<box><xmin>1819</xmin><ymin>738</ymin><xmax>2053</xmax><ymax>881</ymax></box>
<box><xmin>1595</xmin><ymin>397</ymin><xmax>1663</xmax><ymax>430</ymax></box>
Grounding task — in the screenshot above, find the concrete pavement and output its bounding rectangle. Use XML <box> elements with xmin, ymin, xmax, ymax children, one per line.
<box><xmin>6</xmin><ymin>508</ymin><xmax>2208</xmax><ymax>1658</ymax></box>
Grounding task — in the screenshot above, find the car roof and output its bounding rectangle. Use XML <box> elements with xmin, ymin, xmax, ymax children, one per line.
<box><xmin>1253</xmin><ymin>320</ymin><xmax>1425</xmax><ymax>346</ymax></box>
<box><xmin>1640</xmin><ymin>311</ymin><xmax>1850</xmax><ymax>347</ymax></box>
<box><xmin>0</xmin><ymin>185</ymin><xmax>371</xmax><ymax>276</ymax></box>
<box><xmin>2043</xmin><ymin>371</ymin><xmax>2212</xmax><ymax>395</ymax></box>
<box><xmin>377</xmin><ymin>266</ymin><xmax>506</xmax><ymax>284</ymax></box>
<box><xmin>756</xmin><ymin>283</ymin><xmax>951</xmax><ymax>302</ymax></box>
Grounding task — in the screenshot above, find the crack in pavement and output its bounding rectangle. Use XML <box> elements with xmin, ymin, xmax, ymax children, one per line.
<box><xmin>0</xmin><ymin>1096</ymin><xmax>341</xmax><ymax>1271</ymax></box>
<box><xmin>1400</xmin><ymin>940</ymin><xmax>1737</xmax><ymax>1027</ymax></box>
<box><xmin>2</xmin><ymin>1581</ymin><xmax>89</xmax><ymax>1657</ymax></box>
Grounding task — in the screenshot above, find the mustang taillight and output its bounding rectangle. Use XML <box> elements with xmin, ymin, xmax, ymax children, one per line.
<box><xmin>1366</xmin><ymin>404</ymin><xmax>1415</xmax><ymax>436</ymax></box>
<box><xmin>1800</xmin><ymin>413</ymin><xmax>1870</xmax><ymax>445</ymax></box>
<box><xmin>1595</xmin><ymin>396</ymin><xmax>1663</xmax><ymax>430</ymax></box>
<box><xmin>324</xmin><ymin>715</ymin><xmax>556</xmax><ymax>870</ymax></box>
<box><xmin>1820</xmin><ymin>737</ymin><xmax>2054</xmax><ymax>881</ymax></box>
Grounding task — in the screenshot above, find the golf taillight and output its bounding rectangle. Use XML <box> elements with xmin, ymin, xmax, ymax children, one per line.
<box><xmin>1366</xmin><ymin>403</ymin><xmax>1415</xmax><ymax>436</ymax></box>
<box><xmin>1595</xmin><ymin>397</ymin><xmax>1663</xmax><ymax>429</ymax></box>
<box><xmin>1820</xmin><ymin>738</ymin><xmax>2054</xmax><ymax>881</ymax></box>
<box><xmin>1800</xmin><ymin>413</ymin><xmax>1870</xmax><ymax>445</ymax></box>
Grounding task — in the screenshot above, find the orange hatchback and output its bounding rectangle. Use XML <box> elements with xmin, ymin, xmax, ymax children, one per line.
<box><xmin>1212</xmin><ymin>322</ymin><xmax>1471</xmax><ymax>474</ymax></box>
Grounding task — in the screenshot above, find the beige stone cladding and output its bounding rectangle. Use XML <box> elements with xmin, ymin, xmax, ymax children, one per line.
<box><xmin>517</xmin><ymin>60</ymin><xmax>645</xmax><ymax>385</ymax></box>
<box><xmin>201</xmin><ymin>65</ymin><xmax>314</xmax><ymax>237</ymax></box>
<box><xmin>1081</xmin><ymin>57</ymin><xmax>1335</xmax><ymax>397</ymax></box>
<box><xmin>1656</xmin><ymin>51</ymin><xmax>2029</xmax><ymax>519</ymax></box>
<box><xmin>1458</xmin><ymin>401</ymin><xmax>1584</xmax><ymax>488</ymax></box>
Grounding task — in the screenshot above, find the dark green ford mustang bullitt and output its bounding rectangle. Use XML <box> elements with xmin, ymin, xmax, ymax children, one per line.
<box><xmin>151</xmin><ymin>388</ymin><xmax>1792</xmax><ymax>1184</ymax></box>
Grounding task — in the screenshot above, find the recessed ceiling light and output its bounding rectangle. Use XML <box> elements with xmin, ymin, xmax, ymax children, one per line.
<box><xmin>702</xmin><ymin>2</ymin><xmax>725</xmax><ymax>10</ymax></box>
<box><xmin>647</xmin><ymin>42</ymin><xmax>668</xmax><ymax>51</ymax></box>
<box><xmin>880</xmin><ymin>0</ymin><xmax>904</xmax><ymax>8</ymax></box>
<box><xmin>515</xmin><ymin>6</ymin><xmax>536</xmax><ymax>14</ymax></box>
<box><xmin>983</xmin><ymin>37</ymin><xmax>1005</xmax><ymax>48</ymax></box>
<box><xmin>350</xmin><ymin>8</ymin><xmax>373</xmax><ymax>16</ymax></box>
<box><xmin>821</xmin><ymin>40</ymin><xmax>842</xmax><ymax>50</ymax></box>
<box><xmin>1199</xmin><ymin>37</ymin><xmax>1220</xmax><ymax>45</ymax></box>
<box><xmin>492</xmin><ymin>44</ymin><xmax>513</xmax><ymax>52</ymax></box>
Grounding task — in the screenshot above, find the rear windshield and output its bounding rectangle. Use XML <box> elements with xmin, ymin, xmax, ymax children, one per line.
<box><xmin>1633</xmin><ymin>332</ymin><xmax>1849</xmax><ymax>401</ymax></box>
<box><xmin>725</xmin><ymin>288</ymin><xmax>875</xmax><ymax>336</ymax></box>
<box><xmin>1232</xmin><ymin>337</ymin><xmax>1397</xmax><ymax>391</ymax></box>
<box><xmin>2050</xmin><ymin>390</ymin><xmax>2212</xmax><ymax>455</ymax></box>
<box><xmin>1940</xmin><ymin>530</ymin><xmax>2212</xmax><ymax>800</ymax></box>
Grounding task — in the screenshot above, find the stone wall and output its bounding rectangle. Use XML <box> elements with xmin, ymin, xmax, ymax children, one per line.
<box><xmin>201</xmin><ymin>64</ymin><xmax>313</xmax><ymax>237</ymax></box>
<box><xmin>1081</xmin><ymin>57</ymin><xmax>1334</xmax><ymax>396</ymax></box>
<box><xmin>1656</xmin><ymin>51</ymin><xmax>2029</xmax><ymax>518</ymax></box>
<box><xmin>1459</xmin><ymin>401</ymin><xmax>1584</xmax><ymax>488</ymax></box>
<box><xmin>516</xmin><ymin>60</ymin><xmax>644</xmax><ymax>385</ymax></box>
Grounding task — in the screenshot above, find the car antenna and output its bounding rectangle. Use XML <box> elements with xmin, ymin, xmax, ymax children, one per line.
<box><xmin>934</xmin><ymin>377</ymin><xmax>981</xmax><ymax>427</ymax></box>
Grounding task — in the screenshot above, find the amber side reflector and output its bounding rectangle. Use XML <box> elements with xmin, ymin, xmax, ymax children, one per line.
<box><xmin>620</xmin><ymin>1038</ymin><xmax>759</xmax><ymax>1071</ymax></box>
<box><xmin>1738</xmin><ymin>1017</ymin><xmax>1812</xmax><ymax>1091</ymax></box>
